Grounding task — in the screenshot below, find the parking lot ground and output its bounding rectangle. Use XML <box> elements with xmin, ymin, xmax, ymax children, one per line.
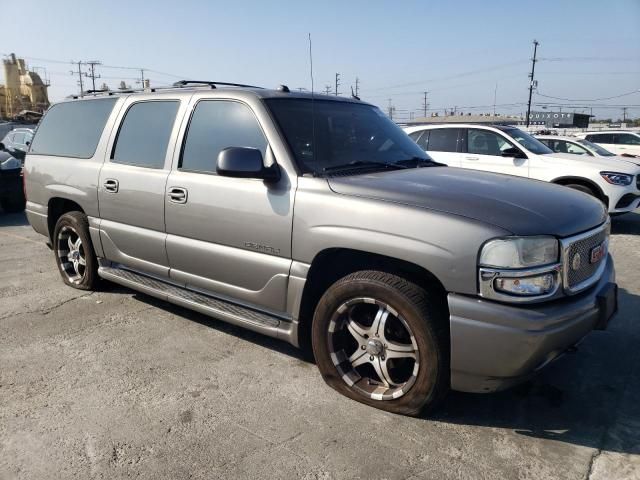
<box><xmin>0</xmin><ymin>210</ymin><xmax>639</xmax><ymax>480</ymax></box>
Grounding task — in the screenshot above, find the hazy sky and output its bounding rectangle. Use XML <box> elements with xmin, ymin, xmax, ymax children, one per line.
<box><xmin>3</xmin><ymin>0</ymin><xmax>639</xmax><ymax>120</ymax></box>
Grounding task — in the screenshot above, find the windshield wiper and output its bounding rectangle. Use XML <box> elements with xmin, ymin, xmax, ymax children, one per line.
<box><xmin>322</xmin><ymin>160</ymin><xmax>408</xmax><ymax>174</ymax></box>
<box><xmin>392</xmin><ymin>157</ymin><xmax>443</xmax><ymax>168</ymax></box>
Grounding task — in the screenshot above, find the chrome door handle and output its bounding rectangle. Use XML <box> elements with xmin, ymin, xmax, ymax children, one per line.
<box><xmin>465</xmin><ymin>156</ymin><xmax>479</xmax><ymax>161</ymax></box>
<box><xmin>168</xmin><ymin>187</ymin><xmax>188</xmax><ymax>204</ymax></box>
<box><xmin>103</xmin><ymin>178</ymin><xmax>119</xmax><ymax>193</ymax></box>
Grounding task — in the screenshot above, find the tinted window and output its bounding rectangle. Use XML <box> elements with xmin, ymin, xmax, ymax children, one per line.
<box><xmin>467</xmin><ymin>129</ymin><xmax>513</xmax><ymax>156</ymax></box>
<box><xmin>112</xmin><ymin>101</ymin><xmax>179</xmax><ymax>169</ymax></box>
<box><xmin>181</xmin><ymin>100</ymin><xmax>267</xmax><ymax>173</ymax></box>
<box><xmin>501</xmin><ymin>127</ymin><xmax>552</xmax><ymax>155</ymax></box>
<box><xmin>408</xmin><ymin>131</ymin><xmax>422</xmax><ymax>141</ymax></box>
<box><xmin>30</xmin><ymin>98</ymin><xmax>117</xmax><ymax>158</ymax></box>
<box><xmin>586</xmin><ymin>133</ymin><xmax>614</xmax><ymax>143</ymax></box>
<box><xmin>616</xmin><ymin>134</ymin><xmax>640</xmax><ymax>145</ymax></box>
<box><xmin>565</xmin><ymin>141</ymin><xmax>589</xmax><ymax>155</ymax></box>
<box><xmin>428</xmin><ymin>129</ymin><xmax>459</xmax><ymax>152</ymax></box>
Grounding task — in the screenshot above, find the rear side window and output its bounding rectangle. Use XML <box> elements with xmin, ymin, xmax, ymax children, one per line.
<box><xmin>29</xmin><ymin>98</ymin><xmax>117</xmax><ymax>158</ymax></box>
<box><xmin>616</xmin><ymin>134</ymin><xmax>640</xmax><ymax>145</ymax></box>
<box><xmin>427</xmin><ymin>128</ymin><xmax>459</xmax><ymax>152</ymax></box>
<box><xmin>112</xmin><ymin>101</ymin><xmax>179</xmax><ymax>169</ymax></box>
<box><xmin>180</xmin><ymin>100</ymin><xmax>267</xmax><ymax>173</ymax></box>
<box><xmin>416</xmin><ymin>130</ymin><xmax>430</xmax><ymax>150</ymax></box>
<box><xmin>586</xmin><ymin>133</ymin><xmax>614</xmax><ymax>143</ymax></box>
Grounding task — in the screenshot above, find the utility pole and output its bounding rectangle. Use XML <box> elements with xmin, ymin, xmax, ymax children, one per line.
<box><xmin>354</xmin><ymin>77</ymin><xmax>360</xmax><ymax>97</ymax></box>
<box><xmin>422</xmin><ymin>91</ymin><xmax>428</xmax><ymax>118</ymax></box>
<box><xmin>84</xmin><ymin>60</ymin><xmax>102</xmax><ymax>91</ymax></box>
<box><xmin>324</xmin><ymin>85</ymin><xmax>332</xmax><ymax>95</ymax></box>
<box><xmin>70</xmin><ymin>61</ymin><xmax>84</xmax><ymax>97</ymax></box>
<box><xmin>334</xmin><ymin>73</ymin><xmax>341</xmax><ymax>96</ymax></box>
<box><xmin>493</xmin><ymin>83</ymin><xmax>498</xmax><ymax>116</ymax></box>
<box><xmin>140</xmin><ymin>68</ymin><xmax>146</xmax><ymax>89</ymax></box>
<box><xmin>622</xmin><ymin>107</ymin><xmax>628</xmax><ymax>123</ymax></box>
<box><xmin>387</xmin><ymin>98</ymin><xmax>394</xmax><ymax>120</ymax></box>
<box><xmin>525</xmin><ymin>40</ymin><xmax>539</xmax><ymax>127</ymax></box>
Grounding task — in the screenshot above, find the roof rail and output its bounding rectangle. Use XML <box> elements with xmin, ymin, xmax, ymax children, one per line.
<box><xmin>172</xmin><ymin>80</ymin><xmax>264</xmax><ymax>89</ymax></box>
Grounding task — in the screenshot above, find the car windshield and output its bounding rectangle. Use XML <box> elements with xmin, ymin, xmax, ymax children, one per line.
<box><xmin>265</xmin><ymin>98</ymin><xmax>434</xmax><ymax>175</ymax></box>
<box><xmin>577</xmin><ymin>139</ymin><xmax>616</xmax><ymax>156</ymax></box>
<box><xmin>502</xmin><ymin>127</ymin><xmax>554</xmax><ymax>155</ymax></box>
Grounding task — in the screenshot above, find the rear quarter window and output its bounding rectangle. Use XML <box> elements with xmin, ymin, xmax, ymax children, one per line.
<box><xmin>29</xmin><ymin>98</ymin><xmax>118</xmax><ymax>158</ymax></box>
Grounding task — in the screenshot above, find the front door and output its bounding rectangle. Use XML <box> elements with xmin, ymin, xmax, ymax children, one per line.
<box><xmin>461</xmin><ymin>128</ymin><xmax>528</xmax><ymax>178</ymax></box>
<box><xmin>98</xmin><ymin>98</ymin><xmax>184</xmax><ymax>279</ymax></box>
<box><xmin>164</xmin><ymin>98</ymin><xmax>293</xmax><ymax>313</ymax></box>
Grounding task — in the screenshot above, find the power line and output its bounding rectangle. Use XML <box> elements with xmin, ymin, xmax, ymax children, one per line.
<box><xmin>535</xmin><ymin>89</ymin><xmax>640</xmax><ymax>102</ymax></box>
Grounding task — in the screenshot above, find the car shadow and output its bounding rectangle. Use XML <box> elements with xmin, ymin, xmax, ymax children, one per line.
<box><xmin>0</xmin><ymin>210</ymin><xmax>29</xmax><ymax>227</ymax></box>
<box><xmin>125</xmin><ymin>281</ymin><xmax>640</xmax><ymax>455</ymax></box>
<box><xmin>611</xmin><ymin>211</ymin><xmax>640</xmax><ymax>235</ymax></box>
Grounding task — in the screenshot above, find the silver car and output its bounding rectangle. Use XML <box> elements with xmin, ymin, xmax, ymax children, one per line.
<box><xmin>24</xmin><ymin>82</ymin><xmax>617</xmax><ymax>415</ymax></box>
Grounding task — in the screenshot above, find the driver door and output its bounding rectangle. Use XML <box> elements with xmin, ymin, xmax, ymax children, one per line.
<box><xmin>461</xmin><ymin>128</ymin><xmax>528</xmax><ymax>178</ymax></box>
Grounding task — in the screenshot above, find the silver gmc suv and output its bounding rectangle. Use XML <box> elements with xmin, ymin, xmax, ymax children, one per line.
<box><xmin>24</xmin><ymin>82</ymin><xmax>617</xmax><ymax>415</ymax></box>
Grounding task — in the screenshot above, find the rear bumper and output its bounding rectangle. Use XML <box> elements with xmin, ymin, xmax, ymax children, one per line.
<box><xmin>448</xmin><ymin>255</ymin><xmax>616</xmax><ymax>393</ymax></box>
<box><xmin>0</xmin><ymin>169</ymin><xmax>23</xmax><ymax>200</ymax></box>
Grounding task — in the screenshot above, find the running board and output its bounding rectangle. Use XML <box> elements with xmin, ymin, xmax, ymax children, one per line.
<box><xmin>98</xmin><ymin>266</ymin><xmax>299</xmax><ymax>346</ymax></box>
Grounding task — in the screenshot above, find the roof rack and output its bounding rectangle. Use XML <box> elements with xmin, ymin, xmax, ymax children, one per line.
<box><xmin>172</xmin><ymin>80</ymin><xmax>264</xmax><ymax>89</ymax></box>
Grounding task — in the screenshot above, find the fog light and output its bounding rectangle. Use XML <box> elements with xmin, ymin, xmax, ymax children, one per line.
<box><xmin>494</xmin><ymin>273</ymin><xmax>556</xmax><ymax>296</ymax></box>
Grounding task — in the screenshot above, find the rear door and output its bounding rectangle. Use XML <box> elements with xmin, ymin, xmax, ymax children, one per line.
<box><xmin>98</xmin><ymin>96</ymin><xmax>187</xmax><ymax>279</ymax></box>
<box><xmin>613</xmin><ymin>133</ymin><xmax>640</xmax><ymax>156</ymax></box>
<box><xmin>417</xmin><ymin>128</ymin><xmax>463</xmax><ymax>166</ymax></box>
<box><xmin>164</xmin><ymin>96</ymin><xmax>294</xmax><ymax>313</ymax></box>
<box><xmin>461</xmin><ymin>128</ymin><xmax>528</xmax><ymax>177</ymax></box>
<box><xmin>585</xmin><ymin>133</ymin><xmax>617</xmax><ymax>153</ymax></box>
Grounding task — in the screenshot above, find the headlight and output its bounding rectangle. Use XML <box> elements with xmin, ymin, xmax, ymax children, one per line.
<box><xmin>479</xmin><ymin>236</ymin><xmax>559</xmax><ymax>268</ymax></box>
<box><xmin>600</xmin><ymin>171</ymin><xmax>633</xmax><ymax>186</ymax></box>
<box><xmin>0</xmin><ymin>156</ymin><xmax>21</xmax><ymax>170</ymax></box>
<box><xmin>479</xmin><ymin>236</ymin><xmax>561</xmax><ymax>302</ymax></box>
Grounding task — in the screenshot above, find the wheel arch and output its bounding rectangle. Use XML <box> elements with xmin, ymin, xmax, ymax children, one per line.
<box><xmin>551</xmin><ymin>176</ymin><xmax>608</xmax><ymax>205</ymax></box>
<box><xmin>47</xmin><ymin>197</ymin><xmax>86</xmax><ymax>241</ymax></box>
<box><xmin>296</xmin><ymin>247</ymin><xmax>449</xmax><ymax>352</ymax></box>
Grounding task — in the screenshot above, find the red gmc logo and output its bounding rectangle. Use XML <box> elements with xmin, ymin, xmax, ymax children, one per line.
<box><xmin>590</xmin><ymin>242</ymin><xmax>606</xmax><ymax>264</ymax></box>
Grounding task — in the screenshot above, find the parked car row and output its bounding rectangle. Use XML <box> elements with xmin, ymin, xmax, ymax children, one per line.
<box><xmin>24</xmin><ymin>84</ymin><xmax>618</xmax><ymax>415</ymax></box>
<box><xmin>403</xmin><ymin>124</ymin><xmax>640</xmax><ymax>215</ymax></box>
<box><xmin>0</xmin><ymin>128</ymin><xmax>32</xmax><ymax>212</ymax></box>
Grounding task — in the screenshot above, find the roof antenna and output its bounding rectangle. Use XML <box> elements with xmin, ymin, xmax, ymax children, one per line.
<box><xmin>308</xmin><ymin>33</ymin><xmax>316</xmax><ymax>172</ymax></box>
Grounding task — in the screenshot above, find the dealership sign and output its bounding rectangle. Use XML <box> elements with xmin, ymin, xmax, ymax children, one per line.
<box><xmin>528</xmin><ymin>112</ymin><xmax>575</xmax><ymax>126</ymax></box>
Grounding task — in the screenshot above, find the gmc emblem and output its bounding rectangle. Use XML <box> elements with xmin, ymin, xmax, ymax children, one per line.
<box><xmin>590</xmin><ymin>242</ymin><xmax>606</xmax><ymax>264</ymax></box>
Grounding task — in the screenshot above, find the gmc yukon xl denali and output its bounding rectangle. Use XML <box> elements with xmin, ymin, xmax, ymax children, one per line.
<box><xmin>25</xmin><ymin>82</ymin><xmax>617</xmax><ymax>415</ymax></box>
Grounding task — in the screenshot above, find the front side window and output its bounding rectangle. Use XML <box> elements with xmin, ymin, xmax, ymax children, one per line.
<box><xmin>416</xmin><ymin>130</ymin><xmax>430</xmax><ymax>150</ymax></box>
<box><xmin>29</xmin><ymin>98</ymin><xmax>118</xmax><ymax>158</ymax></box>
<box><xmin>577</xmin><ymin>139</ymin><xmax>615</xmax><ymax>156</ymax></box>
<box><xmin>467</xmin><ymin>129</ymin><xmax>513</xmax><ymax>156</ymax></box>
<box><xmin>112</xmin><ymin>101</ymin><xmax>179</xmax><ymax>169</ymax></box>
<box><xmin>501</xmin><ymin>127</ymin><xmax>553</xmax><ymax>155</ymax></box>
<box><xmin>565</xmin><ymin>141</ymin><xmax>590</xmax><ymax>155</ymax></box>
<box><xmin>615</xmin><ymin>134</ymin><xmax>640</xmax><ymax>145</ymax></box>
<box><xmin>181</xmin><ymin>100</ymin><xmax>267</xmax><ymax>173</ymax></box>
<box><xmin>12</xmin><ymin>133</ymin><xmax>26</xmax><ymax>145</ymax></box>
<box><xmin>427</xmin><ymin>128</ymin><xmax>459</xmax><ymax>152</ymax></box>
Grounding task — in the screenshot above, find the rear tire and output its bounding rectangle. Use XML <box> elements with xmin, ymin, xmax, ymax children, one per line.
<box><xmin>311</xmin><ymin>270</ymin><xmax>449</xmax><ymax>416</ymax></box>
<box><xmin>53</xmin><ymin>212</ymin><xmax>98</xmax><ymax>290</ymax></box>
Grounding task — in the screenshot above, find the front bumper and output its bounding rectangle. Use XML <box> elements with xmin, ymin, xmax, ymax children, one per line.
<box><xmin>448</xmin><ymin>254</ymin><xmax>616</xmax><ymax>393</ymax></box>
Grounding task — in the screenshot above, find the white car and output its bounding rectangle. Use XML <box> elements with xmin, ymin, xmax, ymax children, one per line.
<box><xmin>574</xmin><ymin>131</ymin><xmax>640</xmax><ymax>158</ymax></box>
<box><xmin>404</xmin><ymin>124</ymin><xmax>640</xmax><ymax>214</ymax></box>
<box><xmin>536</xmin><ymin>135</ymin><xmax>640</xmax><ymax>164</ymax></box>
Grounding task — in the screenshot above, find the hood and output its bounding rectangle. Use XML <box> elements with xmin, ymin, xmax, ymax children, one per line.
<box><xmin>542</xmin><ymin>152</ymin><xmax>640</xmax><ymax>171</ymax></box>
<box><xmin>328</xmin><ymin>167</ymin><xmax>607</xmax><ymax>237</ymax></box>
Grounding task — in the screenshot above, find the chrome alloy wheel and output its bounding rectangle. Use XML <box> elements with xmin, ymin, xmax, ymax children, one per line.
<box><xmin>327</xmin><ymin>297</ymin><xmax>419</xmax><ymax>401</ymax></box>
<box><xmin>56</xmin><ymin>226</ymin><xmax>86</xmax><ymax>283</ymax></box>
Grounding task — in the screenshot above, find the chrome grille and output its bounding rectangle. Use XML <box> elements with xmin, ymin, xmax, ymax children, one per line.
<box><xmin>562</xmin><ymin>224</ymin><xmax>608</xmax><ymax>293</ymax></box>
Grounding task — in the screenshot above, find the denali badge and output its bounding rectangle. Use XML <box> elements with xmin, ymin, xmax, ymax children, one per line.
<box><xmin>590</xmin><ymin>242</ymin><xmax>606</xmax><ymax>264</ymax></box>
<box><xmin>571</xmin><ymin>252</ymin><xmax>582</xmax><ymax>271</ymax></box>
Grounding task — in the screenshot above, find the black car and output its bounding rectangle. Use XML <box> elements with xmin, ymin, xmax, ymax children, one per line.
<box><xmin>0</xmin><ymin>150</ymin><xmax>25</xmax><ymax>212</ymax></box>
<box><xmin>0</xmin><ymin>128</ymin><xmax>34</xmax><ymax>161</ymax></box>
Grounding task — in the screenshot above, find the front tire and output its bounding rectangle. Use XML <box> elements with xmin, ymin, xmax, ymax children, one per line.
<box><xmin>53</xmin><ymin>212</ymin><xmax>98</xmax><ymax>290</ymax></box>
<box><xmin>312</xmin><ymin>271</ymin><xmax>449</xmax><ymax>416</ymax></box>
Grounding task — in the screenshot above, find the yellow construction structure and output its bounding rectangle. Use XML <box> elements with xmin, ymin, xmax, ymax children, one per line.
<box><xmin>0</xmin><ymin>53</ymin><xmax>50</xmax><ymax>120</ymax></box>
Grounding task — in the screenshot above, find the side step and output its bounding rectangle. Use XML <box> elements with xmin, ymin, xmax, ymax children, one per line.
<box><xmin>98</xmin><ymin>266</ymin><xmax>298</xmax><ymax>345</ymax></box>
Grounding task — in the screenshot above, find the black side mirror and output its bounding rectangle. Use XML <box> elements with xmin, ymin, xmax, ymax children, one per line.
<box><xmin>501</xmin><ymin>147</ymin><xmax>526</xmax><ymax>159</ymax></box>
<box><xmin>216</xmin><ymin>147</ymin><xmax>280</xmax><ymax>182</ymax></box>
